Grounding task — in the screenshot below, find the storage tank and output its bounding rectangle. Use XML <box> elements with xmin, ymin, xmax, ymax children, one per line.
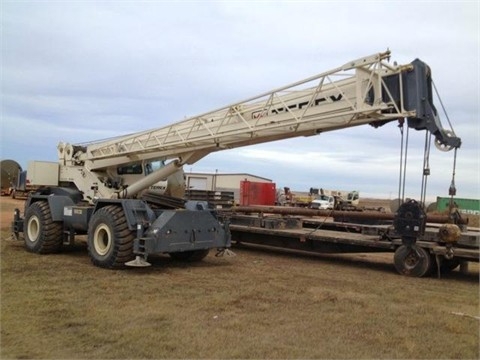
<box><xmin>0</xmin><ymin>159</ymin><xmax>22</xmax><ymax>194</ymax></box>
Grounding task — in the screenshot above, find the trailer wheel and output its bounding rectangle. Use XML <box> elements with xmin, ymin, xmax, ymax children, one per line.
<box><xmin>24</xmin><ymin>201</ymin><xmax>63</xmax><ymax>254</ymax></box>
<box><xmin>394</xmin><ymin>245</ymin><xmax>433</xmax><ymax>277</ymax></box>
<box><xmin>169</xmin><ymin>249</ymin><xmax>210</xmax><ymax>262</ymax></box>
<box><xmin>87</xmin><ymin>205</ymin><xmax>135</xmax><ymax>269</ymax></box>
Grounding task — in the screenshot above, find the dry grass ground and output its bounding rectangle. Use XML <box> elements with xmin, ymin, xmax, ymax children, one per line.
<box><xmin>1</xmin><ymin>197</ymin><xmax>479</xmax><ymax>359</ymax></box>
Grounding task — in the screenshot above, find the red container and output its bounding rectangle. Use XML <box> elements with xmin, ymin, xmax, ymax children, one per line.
<box><xmin>240</xmin><ymin>181</ymin><xmax>276</xmax><ymax>206</ymax></box>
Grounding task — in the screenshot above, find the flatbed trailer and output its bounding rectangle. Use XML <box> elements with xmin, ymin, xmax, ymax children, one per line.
<box><xmin>221</xmin><ymin>207</ymin><xmax>479</xmax><ymax>278</ymax></box>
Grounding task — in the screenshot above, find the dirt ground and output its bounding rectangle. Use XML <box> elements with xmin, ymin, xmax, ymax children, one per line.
<box><xmin>0</xmin><ymin>197</ymin><xmax>18</xmax><ymax>228</ymax></box>
<box><xmin>1</xmin><ymin>197</ymin><xmax>479</xmax><ymax>359</ymax></box>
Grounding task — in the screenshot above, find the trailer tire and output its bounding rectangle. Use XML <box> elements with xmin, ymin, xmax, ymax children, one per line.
<box><xmin>394</xmin><ymin>245</ymin><xmax>433</xmax><ymax>277</ymax></box>
<box><xmin>24</xmin><ymin>201</ymin><xmax>63</xmax><ymax>254</ymax></box>
<box><xmin>169</xmin><ymin>249</ymin><xmax>210</xmax><ymax>262</ymax></box>
<box><xmin>87</xmin><ymin>205</ymin><xmax>135</xmax><ymax>269</ymax></box>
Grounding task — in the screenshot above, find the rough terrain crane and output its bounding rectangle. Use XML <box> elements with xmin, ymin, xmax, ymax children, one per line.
<box><xmin>12</xmin><ymin>50</ymin><xmax>462</xmax><ymax>270</ymax></box>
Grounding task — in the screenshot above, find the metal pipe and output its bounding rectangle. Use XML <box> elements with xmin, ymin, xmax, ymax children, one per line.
<box><xmin>227</xmin><ymin>205</ymin><xmax>466</xmax><ymax>225</ymax></box>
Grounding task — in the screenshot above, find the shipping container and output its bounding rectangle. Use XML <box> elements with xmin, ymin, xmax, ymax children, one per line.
<box><xmin>240</xmin><ymin>180</ymin><xmax>276</xmax><ymax>206</ymax></box>
<box><xmin>436</xmin><ymin>197</ymin><xmax>480</xmax><ymax>215</ymax></box>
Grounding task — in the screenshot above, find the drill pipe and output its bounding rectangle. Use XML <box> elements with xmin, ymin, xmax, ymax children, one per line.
<box><xmin>228</xmin><ymin>205</ymin><xmax>466</xmax><ymax>225</ymax></box>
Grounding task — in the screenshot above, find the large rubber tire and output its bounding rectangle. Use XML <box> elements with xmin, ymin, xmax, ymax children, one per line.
<box><xmin>24</xmin><ymin>201</ymin><xmax>63</xmax><ymax>254</ymax></box>
<box><xmin>87</xmin><ymin>205</ymin><xmax>135</xmax><ymax>269</ymax></box>
<box><xmin>169</xmin><ymin>249</ymin><xmax>210</xmax><ymax>262</ymax></box>
<box><xmin>394</xmin><ymin>245</ymin><xmax>434</xmax><ymax>277</ymax></box>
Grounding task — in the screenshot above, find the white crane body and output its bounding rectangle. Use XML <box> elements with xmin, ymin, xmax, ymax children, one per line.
<box><xmin>12</xmin><ymin>50</ymin><xmax>461</xmax><ymax>269</ymax></box>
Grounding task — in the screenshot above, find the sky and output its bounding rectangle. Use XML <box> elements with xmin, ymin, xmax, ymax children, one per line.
<box><xmin>1</xmin><ymin>1</ymin><xmax>479</xmax><ymax>201</ymax></box>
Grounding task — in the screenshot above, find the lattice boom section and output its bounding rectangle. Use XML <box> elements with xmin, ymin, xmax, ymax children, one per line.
<box><xmin>83</xmin><ymin>51</ymin><xmax>406</xmax><ymax>162</ymax></box>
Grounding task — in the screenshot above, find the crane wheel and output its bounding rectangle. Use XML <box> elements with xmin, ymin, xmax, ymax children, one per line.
<box><xmin>169</xmin><ymin>249</ymin><xmax>210</xmax><ymax>262</ymax></box>
<box><xmin>393</xmin><ymin>245</ymin><xmax>434</xmax><ymax>277</ymax></box>
<box><xmin>87</xmin><ymin>205</ymin><xmax>135</xmax><ymax>269</ymax></box>
<box><xmin>24</xmin><ymin>201</ymin><xmax>63</xmax><ymax>254</ymax></box>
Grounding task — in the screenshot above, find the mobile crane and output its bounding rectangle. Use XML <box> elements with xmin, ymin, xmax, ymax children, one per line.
<box><xmin>12</xmin><ymin>50</ymin><xmax>463</xmax><ymax>270</ymax></box>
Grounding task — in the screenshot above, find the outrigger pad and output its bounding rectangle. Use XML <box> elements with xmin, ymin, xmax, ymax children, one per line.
<box><xmin>125</xmin><ymin>256</ymin><xmax>152</xmax><ymax>267</ymax></box>
<box><xmin>215</xmin><ymin>248</ymin><xmax>236</xmax><ymax>257</ymax></box>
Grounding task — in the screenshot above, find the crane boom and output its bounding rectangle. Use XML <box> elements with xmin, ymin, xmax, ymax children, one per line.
<box><xmin>70</xmin><ymin>51</ymin><xmax>394</xmax><ymax>168</ymax></box>
<box><xmin>57</xmin><ymin>50</ymin><xmax>460</xmax><ymax>199</ymax></box>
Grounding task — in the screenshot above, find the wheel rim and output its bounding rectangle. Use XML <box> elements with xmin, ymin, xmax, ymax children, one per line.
<box><xmin>93</xmin><ymin>224</ymin><xmax>112</xmax><ymax>256</ymax></box>
<box><xmin>27</xmin><ymin>215</ymin><xmax>40</xmax><ymax>243</ymax></box>
<box><xmin>404</xmin><ymin>250</ymin><xmax>420</xmax><ymax>270</ymax></box>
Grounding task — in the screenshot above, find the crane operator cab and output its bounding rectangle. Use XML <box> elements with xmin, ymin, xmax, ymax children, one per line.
<box><xmin>104</xmin><ymin>160</ymin><xmax>186</xmax><ymax>199</ymax></box>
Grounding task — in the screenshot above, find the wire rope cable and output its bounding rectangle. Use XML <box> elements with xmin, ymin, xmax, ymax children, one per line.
<box><xmin>420</xmin><ymin>131</ymin><xmax>432</xmax><ymax>208</ymax></box>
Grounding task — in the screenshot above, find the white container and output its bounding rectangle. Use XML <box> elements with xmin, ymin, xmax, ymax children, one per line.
<box><xmin>27</xmin><ymin>161</ymin><xmax>59</xmax><ymax>186</ymax></box>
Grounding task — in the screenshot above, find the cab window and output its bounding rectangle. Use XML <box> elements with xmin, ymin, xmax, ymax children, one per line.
<box><xmin>117</xmin><ymin>164</ymin><xmax>143</xmax><ymax>175</ymax></box>
<box><xmin>145</xmin><ymin>160</ymin><xmax>165</xmax><ymax>175</ymax></box>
